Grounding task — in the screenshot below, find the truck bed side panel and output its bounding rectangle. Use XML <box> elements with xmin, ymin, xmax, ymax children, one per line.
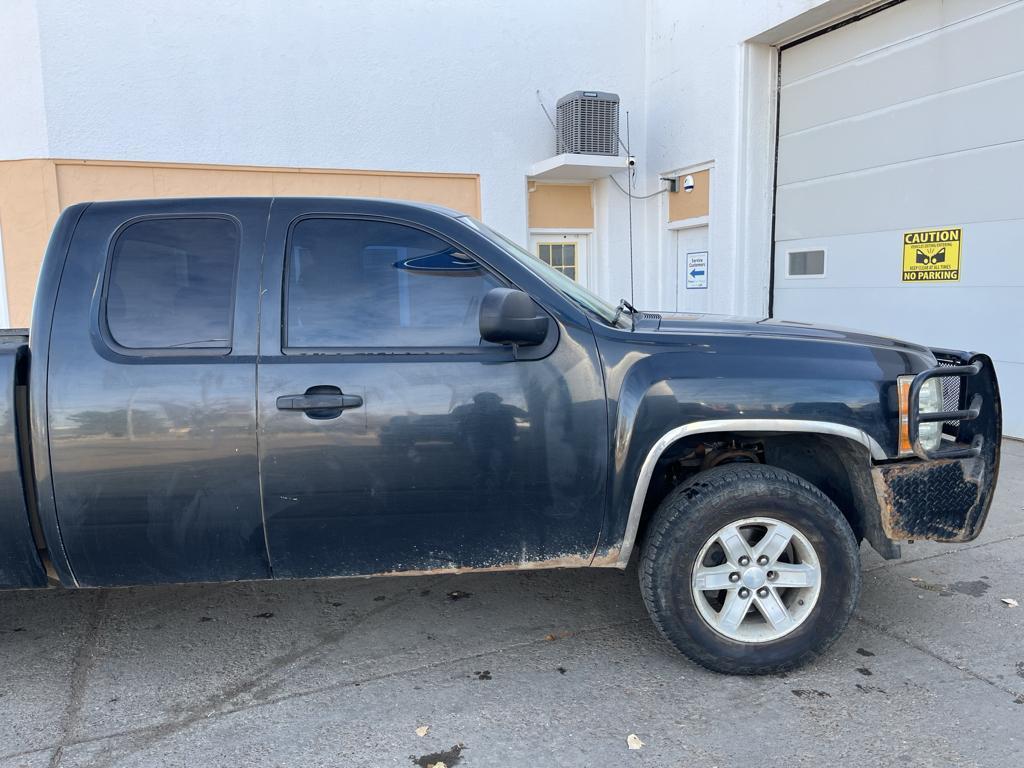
<box><xmin>0</xmin><ymin>333</ymin><xmax>46</xmax><ymax>588</ymax></box>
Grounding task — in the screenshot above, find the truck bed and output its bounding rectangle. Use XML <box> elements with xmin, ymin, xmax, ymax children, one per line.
<box><xmin>0</xmin><ymin>329</ymin><xmax>46</xmax><ymax>588</ymax></box>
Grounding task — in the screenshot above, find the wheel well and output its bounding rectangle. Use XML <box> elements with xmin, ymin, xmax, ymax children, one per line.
<box><xmin>633</xmin><ymin>431</ymin><xmax>892</xmax><ymax>562</ymax></box>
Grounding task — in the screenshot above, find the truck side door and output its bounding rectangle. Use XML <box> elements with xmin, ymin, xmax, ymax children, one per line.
<box><xmin>256</xmin><ymin>200</ymin><xmax>608</xmax><ymax>578</ymax></box>
<box><xmin>46</xmin><ymin>199</ymin><xmax>269</xmax><ymax>586</ymax></box>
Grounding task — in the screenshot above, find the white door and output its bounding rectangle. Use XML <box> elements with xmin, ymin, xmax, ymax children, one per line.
<box><xmin>529</xmin><ymin>233</ymin><xmax>588</xmax><ymax>287</ymax></box>
<box><xmin>674</xmin><ymin>225</ymin><xmax>709</xmax><ymax>312</ymax></box>
<box><xmin>773</xmin><ymin>0</ymin><xmax>1024</xmax><ymax>437</ymax></box>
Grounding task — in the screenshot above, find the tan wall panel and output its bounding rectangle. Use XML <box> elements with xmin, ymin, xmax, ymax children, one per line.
<box><xmin>0</xmin><ymin>160</ymin><xmax>58</xmax><ymax>327</ymax></box>
<box><xmin>271</xmin><ymin>172</ymin><xmax>382</xmax><ymax>198</ymax></box>
<box><xmin>0</xmin><ymin>159</ymin><xmax>481</xmax><ymax>327</ymax></box>
<box><xmin>378</xmin><ymin>174</ymin><xmax>481</xmax><ymax>216</ymax></box>
<box><xmin>154</xmin><ymin>168</ymin><xmax>276</xmax><ymax>197</ymax></box>
<box><xmin>528</xmin><ymin>184</ymin><xmax>594</xmax><ymax>229</ymax></box>
<box><xmin>55</xmin><ymin>163</ymin><xmax>157</xmax><ymax>206</ymax></box>
<box><xmin>668</xmin><ymin>169</ymin><xmax>710</xmax><ymax>222</ymax></box>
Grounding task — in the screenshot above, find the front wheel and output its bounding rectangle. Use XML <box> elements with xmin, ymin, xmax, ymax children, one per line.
<box><xmin>638</xmin><ymin>464</ymin><xmax>861</xmax><ymax>674</ymax></box>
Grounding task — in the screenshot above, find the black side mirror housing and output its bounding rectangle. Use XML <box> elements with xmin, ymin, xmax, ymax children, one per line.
<box><xmin>479</xmin><ymin>288</ymin><xmax>549</xmax><ymax>347</ymax></box>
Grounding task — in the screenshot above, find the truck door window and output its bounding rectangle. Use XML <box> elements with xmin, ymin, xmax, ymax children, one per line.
<box><xmin>285</xmin><ymin>218</ymin><xmax>503</xmax><ymax>350</ymax></box>
<box><xmin>105</xmin><ymin>217</ymin><xmax>238</xmax><ymax>350</ymax></box>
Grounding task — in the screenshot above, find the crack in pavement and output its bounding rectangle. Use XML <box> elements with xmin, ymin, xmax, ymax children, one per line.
<box><xmin>48</xmin><ymin>590</ymin><xmax>107</xmax><ymax>768</ymax></box>
<box><xmin>80</xmin><ymin>583</ymin><xmax>432</xmax><ymax>768</ymax></box>
<box><xmin>9</xmin><ymin>582</ymin><xmax>1022</xmax><ymax>764</ymax></box>
<box><xmin>1</xmin><ymin>619</ymin><xmax>644</xmax><ymax>765</ymax></box>
<box><xmin>854</xmin><ymin>614</ymin><xmax>1023</xmax><ymax>701</ymax></box>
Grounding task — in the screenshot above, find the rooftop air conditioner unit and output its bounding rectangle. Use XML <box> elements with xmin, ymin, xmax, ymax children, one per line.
<box><xmin>555</xmin><ymin>90</ymin><xmax>620</xmax><ymax>156</ymax></box>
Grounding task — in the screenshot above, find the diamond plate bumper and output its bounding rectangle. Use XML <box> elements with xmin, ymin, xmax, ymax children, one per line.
<box><xmin>873</xmin><ymin>352</ymin><xmax>1001</xmax><ymax>543</ymax></box>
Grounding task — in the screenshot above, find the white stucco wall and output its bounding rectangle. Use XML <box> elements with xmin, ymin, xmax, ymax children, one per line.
<box><xmin>2</xmin><ymin>0</ymin><xmax>873</xmax><ymax>314</ymax></box>
<box><xmin>0</xmin><ymin>0</ymin><xmax>49</xmax><ymax>157</ymax></box>
<box><xmin>635</xmin><ymin>0</ymin><xmax>861</xmax><ymax>315</ymax></box>
<box><xmin>22</xmin><ymin>0</ymin><xmax>646</xmax><ymax>247</ymax></box>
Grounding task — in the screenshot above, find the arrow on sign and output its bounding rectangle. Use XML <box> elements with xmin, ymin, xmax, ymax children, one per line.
<box><xmin>689</xmin><ymin>269</ymin><xmax>705</xmax><ymax>278</ymax></box>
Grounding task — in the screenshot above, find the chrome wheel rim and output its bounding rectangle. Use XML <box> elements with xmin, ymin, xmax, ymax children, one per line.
<box><xmin>690</xmin><ymin>516</ymin><xmax>822</xmax><ymax>643</ymax></box>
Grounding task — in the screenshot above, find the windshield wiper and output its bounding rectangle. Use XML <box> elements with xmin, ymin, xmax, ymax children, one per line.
<box><xmin>612</xmin><ymin>298</ymin><xmax>638</xmax><ymax>329</ymax></box>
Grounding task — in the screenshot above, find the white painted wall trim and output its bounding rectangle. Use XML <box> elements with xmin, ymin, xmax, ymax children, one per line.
<box><xmin>665</xmin><ymin>160</ymin><xmax>716</xmax><ymax>176</ymax></box>
<box><xmin>667</xmin><ymin>216</ymin><xmax>710</xmax><ymax>231</ymax></box>
<box><xmin>748</xmin><ymin>0</ymin><xmax>893</xmax><ymax>46</ymax></box>
<box><xmin>734</xmin><ymin>41</ymin><xmax>779</xmax><ymax>318</ymax></box>
<box><xmin>527</xmin><ymin>227</ymin><xmax>596</xmax><ymax>235</ymax></box>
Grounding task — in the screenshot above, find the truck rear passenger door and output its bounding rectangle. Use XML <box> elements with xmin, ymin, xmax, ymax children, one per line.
<box><xmin>46</xmin><ymin>199</ymin><xmax>269</xmax><ymax>586</ymax></box>
<box><xmin>256</xmin><ymin>200</ymin><xmax>609</xmax><ymax>579</ymax></box>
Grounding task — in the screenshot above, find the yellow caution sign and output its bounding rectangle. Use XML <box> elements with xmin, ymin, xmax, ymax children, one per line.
<box><xmin>902</xmin><ymin>227</ymin><xmax>961</xmax><ymax>282</ymax></box>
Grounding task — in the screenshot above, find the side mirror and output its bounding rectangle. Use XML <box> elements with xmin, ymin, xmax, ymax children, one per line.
<box><xmin>479</xmin><ymin>287</ymin><xmax>549</xmax><ymax>347</ymax></box>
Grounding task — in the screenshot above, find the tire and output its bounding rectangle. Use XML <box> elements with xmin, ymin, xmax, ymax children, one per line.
<box><xmin>638</xmin><ymin>464</ymin><xmax>861</xmax><ymax>675</ymax></box>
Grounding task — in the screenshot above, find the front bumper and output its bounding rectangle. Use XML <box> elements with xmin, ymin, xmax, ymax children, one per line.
<box><xmin>873</xmin><ymin>352</ymin><xmax>1002</xmax><ymax>543</ymax></box>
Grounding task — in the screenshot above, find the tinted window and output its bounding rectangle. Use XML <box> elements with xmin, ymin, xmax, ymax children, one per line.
<box><xmin>106</xmin><ymin>218</ymin><xmax>238</xmax><ymax>349</ymax></box>
<box><xmin>286</xmin><ymin>218</ymin><xmax>503</xmax><ymax>349</ymax></box>
<box><xmin>787</xmin><ymin>249</ymin><xmax>826</xmax><ymax>277</ymax></box>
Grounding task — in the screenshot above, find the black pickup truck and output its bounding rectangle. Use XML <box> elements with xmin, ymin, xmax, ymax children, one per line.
<box><xmin>0</xmin><ymin>197</ymin><xmax>1001</xmax><ymax>674</ymax></box>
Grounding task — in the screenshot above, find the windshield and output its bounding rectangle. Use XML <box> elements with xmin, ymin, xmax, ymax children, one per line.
<box><xmin>459</xmin><ymin>216</ymin><xmax>625</xmax><ymax>326</ymax></box>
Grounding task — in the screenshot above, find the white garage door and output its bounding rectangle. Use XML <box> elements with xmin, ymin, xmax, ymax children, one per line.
<box><xmin>773</xmin><ymin>0</ymin><xmax>1024</xmax><ymax>437</ymax></box>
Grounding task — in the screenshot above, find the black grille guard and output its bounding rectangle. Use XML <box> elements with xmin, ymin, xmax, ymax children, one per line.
<box><xmin>907</xmin><ymin>354</ymin><xmax>996</xmax><ymax>460</ymax></box>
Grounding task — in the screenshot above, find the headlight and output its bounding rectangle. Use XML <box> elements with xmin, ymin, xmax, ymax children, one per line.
<box><xmin>897</xmin><ymin>375</ymin><xmax>944</xmax><ymax>455</ymax></box>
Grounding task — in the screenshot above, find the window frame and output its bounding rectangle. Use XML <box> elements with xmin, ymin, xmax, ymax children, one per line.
<box><xmin>281</xmin><ymin>214</ymin><xmax>522</xmax><ymax>357</ymax></box>
<box><xmin>536</xmin><ymin>240</ymin><xmax>579</xmax><ymax>282</ymax></box>
<box><xmin>99</xmin><ymin>213</ymin><xmax>242</xmax><ymax>358</ymax></box>
<box><xmin>785</xmin><ymin>247</ymin><xmax>827</xmax><ymax>279</ymax></box>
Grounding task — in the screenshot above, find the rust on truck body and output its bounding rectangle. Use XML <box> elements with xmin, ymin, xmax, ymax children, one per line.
<box><xmin>366</xmin><ymin>548</ymin><xmax>623</xmax><ymax>578</ymax></box>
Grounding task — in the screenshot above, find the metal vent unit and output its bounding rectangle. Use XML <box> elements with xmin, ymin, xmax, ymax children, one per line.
<box><xmin>555</xmin><ymin>90</ymin><xmax>620</xmax><ymax>156</ymax></box>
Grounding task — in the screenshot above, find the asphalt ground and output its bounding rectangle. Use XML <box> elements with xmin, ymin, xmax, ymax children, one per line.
<box><xmin>2</xmin><ymin>440</ymin><xmax>1022</xmax><ymax>767</ymax></box>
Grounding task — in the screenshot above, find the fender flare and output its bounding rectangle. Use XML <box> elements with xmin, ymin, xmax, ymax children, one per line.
<box><xmin>614</xmin><ymin>418</ymin><xmax>887</xmax><ymax>567</ymax></box>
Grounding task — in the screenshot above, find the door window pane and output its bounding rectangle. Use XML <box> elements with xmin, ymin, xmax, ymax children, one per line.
<box><xmin>106</xmin><ymin>218</ymin><xmax>238</xmax><ymax>349</ymax></box>
<box><xmin>286</xmin><ymin>218</ymin><xmax>503</xmax><ymax>349</ymax></box>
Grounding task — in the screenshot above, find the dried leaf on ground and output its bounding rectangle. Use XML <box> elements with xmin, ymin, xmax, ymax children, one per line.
<box><xmin>544</xmin><ymin>631</ymin><xmax>573</xmax><ymax>641</ymax></box>
<box><xmin>626</xmin><ymin>733</ymin><xmax>644</xmax><ymax>750</ymax></box>
<box><xmin>416</xmin><ymin>725</ymin><xmax>429</xmax><ymax>737</ymax></box>
<box><xmin>1001</xmin><ymin>598</ymin><xmax>1019</xmax><ymax>607</ymax></box>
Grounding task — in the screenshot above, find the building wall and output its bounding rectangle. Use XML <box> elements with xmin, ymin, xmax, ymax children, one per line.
<box><xmin>20</xmin><ymin>0</ymin><xmax>647</xmax><ymax>242</ymax></box>
<box><xmin>1</xmin><ymin>0</ymin><xmax>878</xmax><ymax>323</ymax></box>
<box><xmin>638</xmin><ymin>0</ymin><xmax>870</xmax><ymax>315</ymax></box>
<box><xmin>0</xmin><ymin>0</ymin><xmax>49</xmax><ymax>159</ymax></box>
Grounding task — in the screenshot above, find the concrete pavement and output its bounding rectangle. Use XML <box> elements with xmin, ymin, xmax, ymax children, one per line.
<box><xmin>2</xmin><ymin>440</ymin><xmax>1022</xmax><ymax>767</ymax></box>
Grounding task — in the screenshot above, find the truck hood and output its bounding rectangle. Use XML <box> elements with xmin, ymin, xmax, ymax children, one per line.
<box><xmin>637</xmin><ymin>311</ymin><xmax>935</xmax><ymax>356</ymax></box>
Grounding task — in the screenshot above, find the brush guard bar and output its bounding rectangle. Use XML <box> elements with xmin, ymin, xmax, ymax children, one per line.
<box><xmin>907</xmin><ymin>354</ymin><xmax>995</xmax><ymax>461</ymax></box>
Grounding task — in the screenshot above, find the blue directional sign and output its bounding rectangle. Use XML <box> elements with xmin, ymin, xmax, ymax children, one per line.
<box><xmin>686</xmin><ymin>251</ymin><xmax>708</xmax><ymax>290</ymax></box>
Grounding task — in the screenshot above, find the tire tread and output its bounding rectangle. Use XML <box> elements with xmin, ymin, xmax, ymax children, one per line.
<box><xmin>638</xmin><ymin>464</ymin><xmax>860</xmax><ymax>675</ymax></box>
